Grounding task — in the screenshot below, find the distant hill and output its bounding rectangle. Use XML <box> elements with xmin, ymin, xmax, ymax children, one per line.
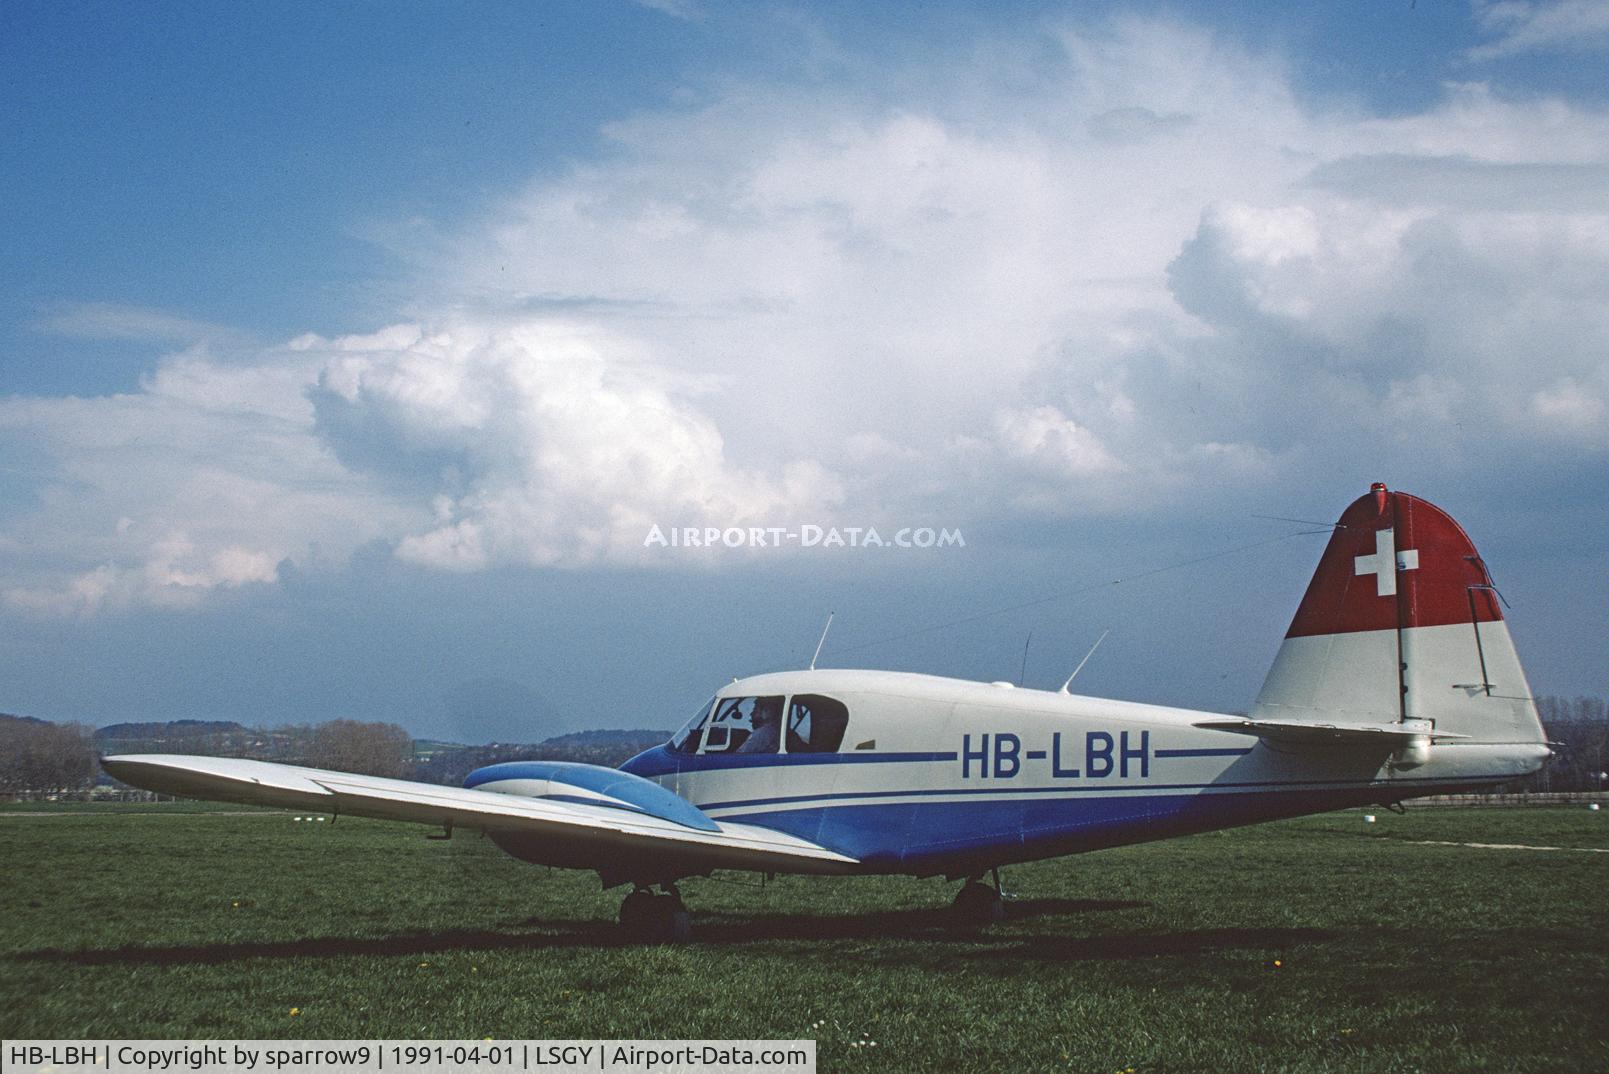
<box><xmin>529</xmin><ymin>728</ymin><xmax>670</xmax><ymax>749</ymax></box>
<box><xmin>411</xmin><ymin>728</ymin><xmax>671</xmax><ymax>785</ymax></box>
<box><xmin>95</xmin><ymin>719</ymin><xmax>249</xmax><ymax>741</ymax></box>
<box><xmin>1</xmin><ymin>713</ymin><xmax>51</xmax><ymax>726</ymax></box>
<box><xmin>91</xmin><ymin>720</ymin><xmax>302</xmax><ymax>770</ymax></box>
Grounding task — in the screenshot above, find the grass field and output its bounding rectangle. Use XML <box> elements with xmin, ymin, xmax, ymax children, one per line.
<box><xmin>2</xmin><ymin>803</ymin><xmax>1605</xmax><ymax>1073</ymax></box>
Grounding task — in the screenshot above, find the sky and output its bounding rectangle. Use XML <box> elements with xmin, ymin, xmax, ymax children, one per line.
<box><xmin>2</xmin><ymin>0</ymin><xmax>1607</xmax><ymax>743</ymax></box>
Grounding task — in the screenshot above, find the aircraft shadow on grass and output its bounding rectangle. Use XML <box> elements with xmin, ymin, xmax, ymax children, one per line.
<box><xmin>22</xmin><ymin>898</ymin><xmax>1335</xmax><ymax>967</ymax></box>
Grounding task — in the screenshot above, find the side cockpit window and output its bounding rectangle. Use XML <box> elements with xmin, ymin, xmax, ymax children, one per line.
<box><xmin>703</xmin><ymin>695</ymin><xmax>785</xmax><ymax>754</ymax></box>
<box><xmin>787</xmin><ymin>694</ymin><xmax>849</xmax><ymax>753</ymax></box>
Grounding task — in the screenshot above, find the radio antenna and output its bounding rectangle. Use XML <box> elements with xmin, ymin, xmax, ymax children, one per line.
<box><xmin>809</xmin><ymin>612</ymin><xmax>835</xmax><ymax>671</ymax></box>
<box><xmin>1059</xmin><ymin>630</ymin><xmax>1110</xmax><ymax>694</ymax></box>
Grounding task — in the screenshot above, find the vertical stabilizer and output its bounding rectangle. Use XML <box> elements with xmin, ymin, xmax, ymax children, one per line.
<box><xmin>1253</xmin><ymin>484</ymin><xmax>1544</xmax><ymax>746</ymax></box>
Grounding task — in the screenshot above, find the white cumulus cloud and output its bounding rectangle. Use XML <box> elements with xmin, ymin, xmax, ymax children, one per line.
<box><xmin>5</xmin><ymin>14</ymin><xmax>1609</xmax><ymax>612</ymax></box>
<box><xmin>307</xmin><ymin>318</ymin><xmax>843</xmax><ymax>569</ymax></box>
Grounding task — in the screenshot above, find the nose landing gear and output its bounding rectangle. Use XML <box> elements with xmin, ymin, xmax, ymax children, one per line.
<box><xmin>618</xmin><ymin>884</ymin><xmax>692</xmax><ymax>943</ymax></box>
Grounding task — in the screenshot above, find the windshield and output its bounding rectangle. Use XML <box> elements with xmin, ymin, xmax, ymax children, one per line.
<box><xmin>668</xmin><ymin>696</ymin><xmax>716</xmax><ymax>753</ymax></box>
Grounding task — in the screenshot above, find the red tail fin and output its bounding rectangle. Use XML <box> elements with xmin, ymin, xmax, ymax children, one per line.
<box><xmin>1255</xmin><ymin>484</ymin><xmax>1543</xmax><ymax>747</ymax></box>
<box><xmin>1285</xmin><ymin>483</ymin><xmax>1502</xmax><ymax>639</ymax></box>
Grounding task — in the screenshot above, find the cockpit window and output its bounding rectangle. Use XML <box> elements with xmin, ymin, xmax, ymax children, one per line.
<box><xmin>668</xmin><ymin>696</ymin><xmax>715</xmax><ymax>754</ymax></box>
<box><xmin>736</xmin><ymin>696</ymin><xmax>784</xmax><ymax>753</ymax></box>
<box><xmin>702</xmin><ymin>695</ymin><xmax>784</xmax><ymax>754</ymax></box>
<box><xmin>787</xmin><ymin>694</ymin><xmax>849</xmax><ymax>753</ymax></box>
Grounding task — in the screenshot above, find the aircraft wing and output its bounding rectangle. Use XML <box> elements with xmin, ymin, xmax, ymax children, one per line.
<box><xmin>1193</xmin><ymin>718</ymin><xmax>1469</xmax><ymax>746</ymax></box>
<box><xmin>100</xmin><ymin>754</ymin><xmax>857</xmax><ymax>881</ymax></box>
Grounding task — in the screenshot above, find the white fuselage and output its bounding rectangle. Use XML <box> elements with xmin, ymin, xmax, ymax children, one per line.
<box><xmin>619</xmin><ymin>669</ymin><xmax>1548</xmax><ymax>876</ymax></box>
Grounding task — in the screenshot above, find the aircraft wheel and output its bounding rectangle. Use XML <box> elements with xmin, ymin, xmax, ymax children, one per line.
<box><xmin>618</xmin><ymin>889</ymin><xmax>657</xmax><ymax>937</ymax></box>
<box><xmin>619</xmin><ymin>890</ymin><xmax>690</xmax><ymax>943</ymax></box>
<box><xmin>653</xmin><ymin>896</ymin><xmax>693</xmax><ymax>943</ymax></box>
<box><xmin>950</xmin><ymin>880</ymin><xmax>1005</xmax><ymax>929</ymax></box>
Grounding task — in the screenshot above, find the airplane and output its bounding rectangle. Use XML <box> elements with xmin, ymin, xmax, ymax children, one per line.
<box><xmin>102</xmin><ymin>484</ymin><xmax>1551</xmax><ymax>942</ymax></box>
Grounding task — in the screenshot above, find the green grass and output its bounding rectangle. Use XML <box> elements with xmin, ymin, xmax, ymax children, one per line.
<box><xmin>2</xmin><ymin>804</ymin><xmax>1606</xmax><ymax>1073</ymax></box>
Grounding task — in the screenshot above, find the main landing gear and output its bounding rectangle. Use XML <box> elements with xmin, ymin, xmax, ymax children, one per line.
<box><xmin>950</xmin><ymin>869</ymin><xmax>1006</xmax><ymax>930</ymax></box>
<box><xmin>618</xmin><ymin>884</ymin><xmax>691</xmax><ymax>943</ymax></box>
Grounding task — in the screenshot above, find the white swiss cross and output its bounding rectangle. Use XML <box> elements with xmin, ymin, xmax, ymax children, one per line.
<box><xmin>1355</xmin><ymin>527</ymin><xmax>1419</xmax><ymax>597</ymax></box>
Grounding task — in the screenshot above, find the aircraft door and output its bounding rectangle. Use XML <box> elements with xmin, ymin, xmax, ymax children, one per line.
<box><xmin>777</xmin><ymin>693</ymin><xmax>853</xmax><ymax>847</ymax></box>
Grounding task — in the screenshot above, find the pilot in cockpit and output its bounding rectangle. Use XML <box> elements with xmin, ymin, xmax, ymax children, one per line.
<box><xmin>736</xmin><ymin>696</ymin><xmax>783</xmax><ymax>753</ymax></box>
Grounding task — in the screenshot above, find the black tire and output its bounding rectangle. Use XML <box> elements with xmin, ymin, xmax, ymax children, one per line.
<box><xmin>620</xmin><ymin>891</ymin><xmax>691</xmax><ymax>943</ymax></box>
<box><xmin>618</xmin><ymin>889</ymin><xmax>656</xmax><ymax>938</ymax></box>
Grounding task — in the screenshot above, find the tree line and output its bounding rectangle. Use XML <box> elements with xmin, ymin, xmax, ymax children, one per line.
<box><xmin>0</xmin><ymin>714</ymin><xmax>668</xmax><ymax>797</ymax></box>
<box><xmin>0</xmin><ymin>714</ymin><xmax>416</xmax><ymax>796</ymax></box>
<box><xmin>0</xmin><ymin>716</ymin><xmax>96</xmax><ymax>795</ymax></box>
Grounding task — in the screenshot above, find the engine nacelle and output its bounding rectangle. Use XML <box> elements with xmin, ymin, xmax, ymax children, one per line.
<box><xmin>464</xmin><ymin>760</ymin><xmax>719</xmax><ymax>831</ymax></box>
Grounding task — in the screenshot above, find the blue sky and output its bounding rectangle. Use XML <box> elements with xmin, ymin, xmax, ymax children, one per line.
<box><xmin>3</xmin><ymin>1</ymin><xmax>1607</xmax><ymax>740</ymax></box>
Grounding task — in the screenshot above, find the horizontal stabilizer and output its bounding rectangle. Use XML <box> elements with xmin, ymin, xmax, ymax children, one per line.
<box><xmin>1195</xmin><ymin>718</ymin><xmax>1468</xmax><ymax>746</ymax></box>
